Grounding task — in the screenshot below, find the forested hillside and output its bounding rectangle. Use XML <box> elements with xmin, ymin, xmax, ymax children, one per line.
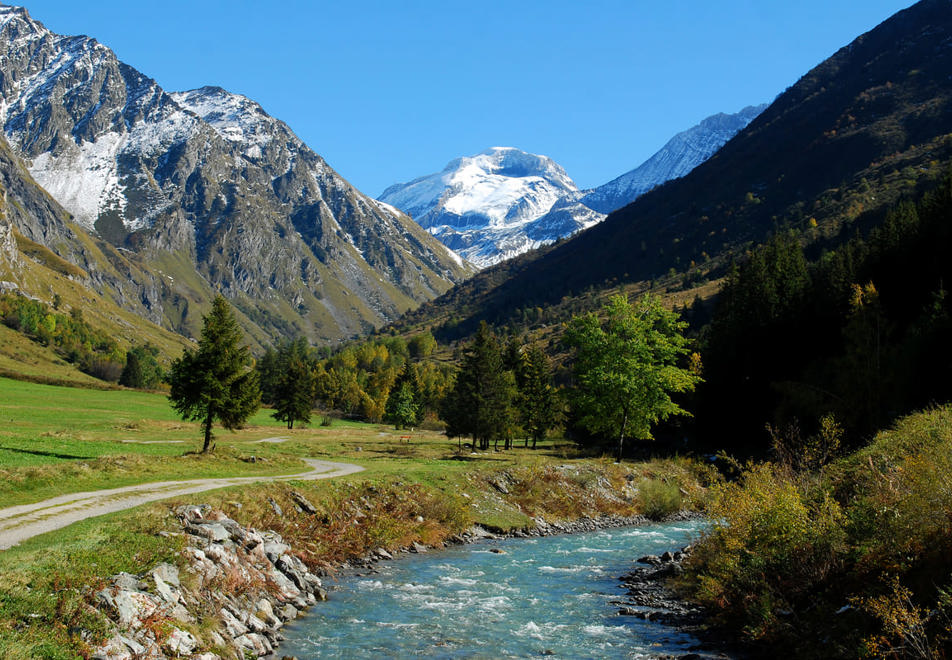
<box><xmin>695</xmin><ymin>171</ymin><xmax>952</xmax><ymax>451</ymax></box>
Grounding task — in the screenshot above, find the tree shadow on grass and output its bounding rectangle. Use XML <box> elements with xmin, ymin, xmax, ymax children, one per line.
<box><xmin>0</xmin><ymin>446</ymin><xmax>93</xmax><ymax>460</ymax></box>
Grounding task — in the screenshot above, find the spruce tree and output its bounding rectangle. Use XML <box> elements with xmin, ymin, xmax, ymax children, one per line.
<box><xmin>441</xmin><ymin>322</ymin><xmax>516</xmax><ymax>450</ymax></box>
<box><xmin>385</xmin><ymin>363</ymin><xmax>423</xmax><ymax>429</ymax></box>
<box><xmin>516</xmin><ymin>343</ymin><xmax>559</xmax><ymax>449</ymax></box>
<box><xmin>168</xmin><ymin>296</ymin><xmax>260</xmax><ymax>453</ymax></box>
<box><xmin>270</xmin><ymin>338</ymin><xmax>316</xmax><ymax>430</ymax></box>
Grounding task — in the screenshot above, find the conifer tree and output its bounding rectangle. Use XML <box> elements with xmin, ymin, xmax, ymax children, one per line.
<box><xmin>168</xmin><ymin>296</ymin><xmax>260</xmax><ymax>453</ymax></box>
<box><xmin>270</xmin><ymin>337</ymin><xmax>316</xmax><ymax>430</ymax></box>
<box><xmin>385</xmin><ymin>363</ymin><xmax>423</xmax><ymax>429</ymax></box>
<box><xmin>516</xmin><ymin>343</ymin><xmax>559</xmax><ymax>449</ymax></box>
<box><xmin>441</xmin><ymin>322</ymin><xmax>516</xmax><ymax>450</ymax></box>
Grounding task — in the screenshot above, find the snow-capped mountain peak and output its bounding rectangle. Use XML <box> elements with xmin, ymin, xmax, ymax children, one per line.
<box><xmin>0</xmin><ymin>3</ymin><xmax>471</xmax><ymax>343</ymax></box>
<box><xmin>170</xmin><ymin>87</ymin><xmax>287</xmax><ymax>156</ymax></box>
<box><xmin>379</xmin><ymin>146</ymin><xmax>602</xmax><ymax>267</ymax></box>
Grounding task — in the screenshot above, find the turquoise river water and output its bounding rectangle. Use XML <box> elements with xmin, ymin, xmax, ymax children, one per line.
<box><xmin>276</xmin><ymin>519</ymin><xmax>707</xmax><ymax>659</ymax></box>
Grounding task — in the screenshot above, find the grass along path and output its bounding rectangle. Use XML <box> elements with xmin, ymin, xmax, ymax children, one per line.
<box><xmin>0</xmin><ymin>458</ymin><xmax>363</xmax><ymax>550</ymax></box>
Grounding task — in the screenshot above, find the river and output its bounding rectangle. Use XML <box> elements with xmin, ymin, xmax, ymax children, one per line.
<box><xmin>276</xmin><ymin>519</ymin><xmax>707</xmax><ymax>658</ymax></box>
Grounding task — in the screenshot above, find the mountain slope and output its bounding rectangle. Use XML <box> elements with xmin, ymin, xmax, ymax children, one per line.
<box><xmin>403</xmin><ymin>0</ymin><xmax>952</xmax><ymax>339</ymax></box>
<box><xmin>580</xmin><ymin>104</ymin><xmax>767</xmax><ymax>214</ymax></box>
<box><xmin>379</xmin><ymin>147</ymin><xmax>604</xmax><ymax>268</ymax></box>
<box><xmin>0</xmin><ymin>131</ymin><xmax>192</xmax><ymax>380</ymax></box>
<box><xmin>0</xmin><ymin>6</ymin><xmax>471</xmax><ymax>344</ymax></box>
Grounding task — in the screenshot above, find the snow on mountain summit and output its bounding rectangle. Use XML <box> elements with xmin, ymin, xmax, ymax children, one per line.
<box><xmin>581</xmin><ymin>104</ymin><xmax>768</xmax><ymax>214</ymax></box>
<box><xmin>170</xmin><ymin>87</ymin><xmax>285</xmax><ymax>157</ymax></box>
<box><xmin>0</xmin><ymin>4</ymin><xmax>471</xmax><ymax>342</ymax></box>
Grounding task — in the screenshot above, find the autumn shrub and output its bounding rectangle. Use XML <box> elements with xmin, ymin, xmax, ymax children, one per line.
<box><xmin>685</xmin><ymin>406</ymin><xmax>952</xmax><ymax>657</ymax></box>
<box><xmin>687</xmin><ymin>462</ymin><xmax>846</xmax><ymax>640</ymax></box>
<box><xmin>638</xmin><ymin>478</ymin><xmax>682</xmax><ymax>520</ymax></box>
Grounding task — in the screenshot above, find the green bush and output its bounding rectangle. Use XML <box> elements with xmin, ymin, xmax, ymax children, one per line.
<box><xmin>684</xmin><ymin>406</ymin><xmax>952</xmax><ymax>656</ymax></box>
<box><xmin>638</xmin><ymin>478</ymin><xmax>683</xmax><ymax>520</ymax></box>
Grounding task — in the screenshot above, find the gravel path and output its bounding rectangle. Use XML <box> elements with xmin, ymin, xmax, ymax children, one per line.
<box><xmin>0</xmin><ymin>459</ymin><xmax>364</xmax><ymax>550</ymax></box>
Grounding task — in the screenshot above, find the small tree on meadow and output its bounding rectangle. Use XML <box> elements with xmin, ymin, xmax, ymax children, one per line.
<box><xmin>516</xmin><ymin>342</ymin><xmax>559</xmax><ymax>449</ymax></box>
<box><xmin>270</xmin><ymin>337</ymin><xmax>316</xmax><ymax>430</ymax></box>
<box><xmin>564</xmin><ymin>293</ymin><xmax>700</xmax><ymax>461</ymax></box>
<box><xmin>385</xmin><ymin>363</ymin><xmax>423</xmax><ymax>429</ymax></box>
<box><xmin>168</xmin><ymin>295</ymin><xmax>260</xmax><ymax>453</ymax></box>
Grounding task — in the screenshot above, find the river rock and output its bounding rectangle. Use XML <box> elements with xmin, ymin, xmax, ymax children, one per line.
<box><xmin>151</xmin><ymin>563</ymin><xmax>180</xmax><ymax>587</ymax></box>
<box><xmin>87</xmin><ymin>505</ymin><xmax>337</xmax><ymax>659</ymax></box>
<box><xmin>279</xmin><ymin>604</ymin><xmax>299</xmax><ymax>621</ymax></box>
<box><xmin>235</xmin><ymin>632</ymin><xmax>273</xmax><ymax>655</ymax></box>
<box><xmin>174</xmin><ymin>504</ymin><xmax>211</xmax><ymax>521</ymax></box>
<box><xmin>264</xmin><ymin>541</ymin><xmax>292</xmax><ymax>563</ymax></box>
<box><xmin>290</xmin><ymin>491</ymin><xmax>318</xmax><ymax>514</ymax></box>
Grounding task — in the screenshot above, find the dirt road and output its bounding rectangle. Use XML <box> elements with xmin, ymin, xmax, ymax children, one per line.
<box><xmin>0</xmin><ymin>458</ymin><xmax>364</xmax><ymax>550</ymax></box>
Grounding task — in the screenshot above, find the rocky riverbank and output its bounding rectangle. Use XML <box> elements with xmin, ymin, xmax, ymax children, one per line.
<box><xmin>91</xmin><ymin>504</ymin><xmax>328</xmax><ymax>660</ymax></box>
<box><xmin>615</xmin><ymin>533</ymin><xmax>742</xmax><ymax>660</ymax></box>
<box><xmin>88</xmin><ymin>502</ymin><xmax>703</xmax><ymax>659</ymax></box>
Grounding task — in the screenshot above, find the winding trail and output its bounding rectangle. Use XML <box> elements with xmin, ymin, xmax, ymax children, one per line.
<box><xmin>0</xmin><ymin>458</ymin><xmax>364</xmax><ymax>550</ymax></box>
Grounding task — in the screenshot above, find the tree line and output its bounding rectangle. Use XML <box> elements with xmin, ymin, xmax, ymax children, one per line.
<box><xmin>0</xmin><ymin>292</ymin><xmax>163</xmax><ymax>387</ymax></box>
<box><xmin>165</xmin><ymin>292</ymin><xmax>700</xmax><ymax>458</ymax></box>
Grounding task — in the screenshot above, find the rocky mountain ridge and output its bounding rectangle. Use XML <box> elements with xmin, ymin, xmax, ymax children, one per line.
<box><xmin>580</xmin><ymin>104</ymin><xmax>767</xmax><ymax>214</ymax></box>
<box><xmin>0</xmin><ymin>5</ymin><xmax>471</xmax><ymax>344</ymax></box>
<box><xmin>401</xmin><ymin>0</ymin><xmax>952</xmax><ymax>340</ymax></box>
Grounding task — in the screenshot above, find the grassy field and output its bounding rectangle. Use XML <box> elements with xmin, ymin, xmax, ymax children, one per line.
<box><xmin>0</xmin><ymin>375</ymin><xmax>659</xmax><ymax>510</ymax></box>
<box><xmin>0</xmin><ymin>374</ymin><xmax>716</xmax><ymax>659</ymax></box>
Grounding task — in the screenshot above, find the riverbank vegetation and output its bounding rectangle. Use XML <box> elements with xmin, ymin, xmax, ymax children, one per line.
<box><xmin>683</xmin><ymin>405</ymin><xmax>952</xmax><ymax>658</ymax></box>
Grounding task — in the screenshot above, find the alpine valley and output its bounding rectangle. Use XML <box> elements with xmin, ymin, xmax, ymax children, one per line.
<box><xmin>6</xmin><ymin>3</ymin><xmax>952</xmax><ymax>660</ymax></box>
<box><xmin>0</xmin><ymin>5</ymin><xmax>471</xmax><ymax>347</ymax></box>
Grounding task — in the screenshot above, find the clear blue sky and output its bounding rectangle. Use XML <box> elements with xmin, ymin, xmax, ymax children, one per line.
<box><xmin>25</xmin><ymin>1</ymin><xmax>914</xmax><ymax>195</ymax></box>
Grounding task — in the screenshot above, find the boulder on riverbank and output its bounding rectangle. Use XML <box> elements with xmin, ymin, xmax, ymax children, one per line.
<box><xmin>90</xmin><ymin>506</ymin><xmax>327</xmax><ymax>660</ymax></box>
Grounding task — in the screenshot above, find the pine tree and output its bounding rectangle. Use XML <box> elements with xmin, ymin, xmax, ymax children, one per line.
<box><xmin>168</xmin><ymin>296</ymin><xmax>260</xmax><ymax>453</ymax></box>
<box><xmin>270</xmin><ymin>338</ymin><xmax>316</xmax><ymax>430</ymax></box>
<box><xmin>119</xmin><ymin>349</ymin><xmax>144</xmax><ymax>389</ymax></box>
<box><xmin>441</xmin><ymin>322</ymin><xmax>516</xmax><ymax>450</ymax></box>
<box><xmin>385</xmin><ymin>363</ymin><xmax>423</xmax><ymax>429</ymax></box>
<box><xmin>516</xmin><ymin>343</ymin><xmax>559</xmax><ymax>449</ymax></box>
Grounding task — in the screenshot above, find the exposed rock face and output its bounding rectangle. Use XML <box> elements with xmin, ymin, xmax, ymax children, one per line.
<box><xmin>91</xmin><ymin>505</ymin><xmax>328</xmax><ymax>660</ymax></box>
<box><xmin>0</xmin><ymin>212</ymin><xmax>17</xmax><ymax>275</ymax></box>
<box><xmin>0</xmin><ymin>6</ymin><xmax>471</xmax><ymax>343</ymax></box>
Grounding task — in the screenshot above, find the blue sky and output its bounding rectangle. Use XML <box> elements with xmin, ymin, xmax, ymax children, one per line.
<box><xmin>26</xmin><ymin>1</ymin><xmax>914</xmax><ymax>195</ymax></box>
